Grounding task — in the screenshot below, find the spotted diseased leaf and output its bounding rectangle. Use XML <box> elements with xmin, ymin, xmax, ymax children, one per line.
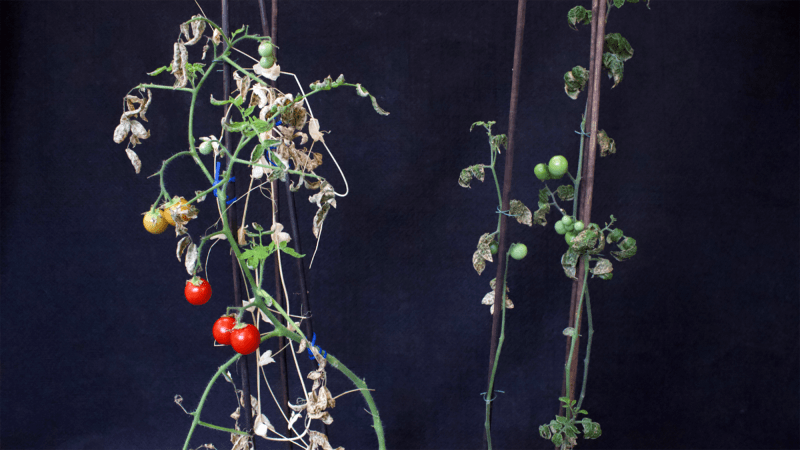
<box><xmin>125</xmin><ymin>149</ymin><xmax>141</xmax><ymax>173</ymax></box>
<box><xmin>534</xmin><ymin>188</ymin><xmax>551</xmax><ymax>226</ymax></box>
<box><xmin>567</xmin><ymin>5</ymin><xmax>592</xmax><ymax>30</ymax></box>
<box><xmin>603</xmin><ymin>52</ymin><xmax>625</xmax><ymax>88</ymax></box>
<box><xmin>482</xmin><ymin>278</ymin><xmax>513</xmax><ymax>314</ymax></box>
<box><xmin>591</xmin><ymin>257</ymin><xmax>613</xmax><ymax>280</ymax></box>
<box><xmin>611</xmin><ymin>236</ymin><xmax>637</xmax><ymax>261</ymax></box>
<box><xmin>551</xmin><ymin>432</ymin><xmax>564</xmax><ymax>447</ymax></box>
<box><xmin>309</xmin><ymin>182</ymin><xmax>337</xmax><ymax>239</ymax></box>
<box><xmin>476</xmin><ymin>233</ymin><xmax>494</xmax><ymax>264</ymax></box>
<box><xmin>582</xmin><ymin>420</ymin><xmax>602</xmax><ymax>439</ymax></box>
<box><xmin>598</xmin><ymin>129</ymin><xmax>617</xmax><ymax>157</ymax></box>
<box><xmin>561</xmin><ymin>247</ymin><xmax>580</xmax><ymax>280</ymax></box>
<box><xmin>607</xmin><ymin>227</ymin><xmax>624</xmax><ymax>243</ymax></box>
<box><xmin>509</xmin><ymin>200</ymin><xmax>532</xmax><ymax>226</ymax></box>
<box><xmin>539</xmin><ymin>424</ymin><xmax>553</xmax><ymax>439</ymax></box>
<box><xmin>564</xmin><ymin>66</ymin><xmax>589</xmax><ymax>100</ymax></box>
<box><xmin>572</xmin><ymin>225</ymin><xmax>605</xmax><ymax>255</ymax></box>
<box><xmin>472</xmin><ymin>250</ymin><xmax>487</xmax><ymax>276</ymax></box>
<box><xmin>556</xmin><ymin>185</ymin><xmax>575</xmax><ymax>201</ymax></box>
<box><xmin>458</xmin><ymin>164</ymin><xmax>485</xmax><ymax>188</ymax></box>
<box><xmin>604</xmin><ymin>33</ymin><xmax>634</xmax><ymax>62</ymax></box>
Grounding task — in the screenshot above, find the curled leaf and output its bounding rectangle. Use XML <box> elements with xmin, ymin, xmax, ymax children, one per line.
<box><xmin>564</xmin><ymin>66</ymin><xmax>589</xmax><ymax>100</ymax></box>
<box><xmin>309</xmin><ymin>182</ymin><xmax>337</xmax><ymax>239</ymax></box>
<box><xmin>556</xmin><ymin>185</ymin><xmax>574</xmax><ymax>201</ymax></box>
<box><xmin>114</xmin><ymin>119</ymin><xmax>131</xmax><ymax>143</ymax></box>
<box><xmin>176</xmin><ymin>235</ymin><xmax>191</xmax><ymax>261</ymax></box>
<box><xmin>309</xmin><ymin>118</ymin><xmax>325</xmax><ymax>142</ymax></box>
<box><xmin>129</xmin><ymin>120</ymin><xmax>150</xmax><ymax>140</ymax></box>
<box><xmin>370</xmin><ymin>94</ymin><xmax>390</xmax><ymax>116</ymax></box>
<box><xmin>125</xmin><ymin>148</ymin><xmax>141</xmax><ymax>173</ymax></box>
<box><xmin>184</xmin><ymin>243</ymin><xmax>198</xmax><ymax>275</ymax></box>
<box><xmin>590</xmin><ymin>257</ymin><xmax>613</xmax><ymax>280</ymax></box>
<box><xmin>355</xmin><ymin>83</ymin><xmax>369</xmax><ymax>97</ymax></box>
<box><xmin>182</xmin><ymin>15</ymin><xmax>206</xmax><ymax>46</ymax></box>
<box><xmin>598</xmin><ymin>129</ymin><xmax>616</xmax><ymax>157</ymax></box>
<box><xmin>253</xmin><ymin>62</ymin><xmax>280</xmax><ymax>81</ymax></box>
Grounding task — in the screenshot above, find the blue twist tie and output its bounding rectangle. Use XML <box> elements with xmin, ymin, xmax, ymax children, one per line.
<box><xmin>275</xmin><ymin>120</ymin><xmax>283</xmax><ymax>126</ymax></box>
<box><xmin>214</xmin><ymin>161</ymin><xmax>237</xmax><ymax>205</ymax></box>
<box><xmin>307</xmin><ymin>333</ymin><xmax>327</xmax><ymax>360</ymax></box>
<box><xmin>496</xmin><ymin>206</ymin><xmax>519</xmax><ymax>217</ymax></box>
<box><xmin>574</xmin><ymin>130</ymin><xmax>591</xmax><ymax>137</ymax></box>
<box><xmin>479</xmin><ymin>390</ymin><xmax>505</xmax><ymax>403</ymax></box>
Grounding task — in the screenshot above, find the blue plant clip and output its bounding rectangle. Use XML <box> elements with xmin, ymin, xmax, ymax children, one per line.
<box><xmin>214</xmin><ymin>161</ymin><xmax>237</xmax><ymax>205</ymax></box>
<box><xmin>307</xmin><ymin>333</ymin><xmax>327</xmax><ymax>360</ymax></box>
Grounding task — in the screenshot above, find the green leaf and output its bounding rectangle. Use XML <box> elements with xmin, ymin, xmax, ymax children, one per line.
<box><xmin>470</xmin><ymin>121</ymin><xmax>495</xmax><ymax>133</ymax></box>
<box><xmin>491</xmin><ymin>134</ymin><xmax>508</xmax><ymax>153</ymax></box>
<box><xmin>606</xmin><ymin>228</ymin><xmax>624</xmax><ymax>243</ymax></box>
<box><xmin>598</xmin><ymin>129</ymin><xmax>617</xmax><ymax>157</ymax></box>
<box><xmin>538</xmin><ymin>188</ymin><xmax>550</xmax><ymax>206</ymax></box>
<box><xmin>551</xmin><ymin>432</ymin><xmax>564</xmax><ymax>446</ymax></box>
<box><xmin>251</xmin><ymin>143</ymin><xmax>266</xmax><ymax>163</ymax></box>
<box><xmin>611</xmin><ymin>236</ymin><xmax>637</xmax><ymax>261</ymax></box>
<box><xmin>603</xmin><ymin>52</ymin><xmax>625</xmax><ymax>88</ymax></box>
<box><xmin>564</xmin><ymin>66</ymin><xmax>589</xmax><ymax>99</ymax></box>
<box><xmin>555</xmin><ymin>415</ymin><xmax>568</xmax><ymax>424</ymax></box>
<box><xmin>571</xmin><ymin>227</ymin><xmax>600</xmax><ymax>253</ymax></box>
<box><xmin>209</xmin><ymin>95</ymin><xmax>236</xmax><ymax>106</ymax></box>
<box><xmin>279</xmin><ymin>241</ymin><xmax>305</xmax><ymax>258</ymax></box>
<box><xmin>564</xmin><ymin>424</ymin><xmax>578</xmax><ymax>438</ymax></box>
<box><xmin>578</xmin><ymin>409</ymin><xmax>588</xmax><ymax>415</ymax></box>
<box><xmin>147</xmin><ymin>65</ymin><xmax>171</xmax><ymax>76</ymax></box>
<box><xmin>613</xmin><ymin>0</ymin><xmax>625</xmax><ymax>8</ymax></box>
<box><xmin>604</xmin><ymin>33</ymin><xmax>634</xmax><ymax>61</ymax></box>
<box><xmin>241</xmin><ymin>104</ymin><xmax>256</xmax><ymax>118</ymax></box>
<box><xmin>583</xmin><ymin>421</ymin><xmax>602</xmax><ymax>439</ymax></box>
<box><xmin>567</xmin><ymin>5</ymin><xmax>592</xmax><ymax>30</ymax></box>
<box><xmin>224</xmin><ymin>120</ymin><xmax>248</xmax><ymax>133</ymax></box>
<box><xmin>369</xmin><ymin>95</ymin><xmax>390</xmax><ymax>116</ymax></box>
<box><xmin>561</xmin><ymin>247</ymin><xmax>580</xmax><ymax>279</ymax></box>
<box><xmin>556</xmin><ymin>185</ymin><xmax>575</xmax><ymax>201</ymax></box>
<box><xmin>591</xmin><ymin>257</ymin><xmax>613</xmax><ymax>280</ymax></box>
<box><xmin>241</xmin><ymin>242</ymin><xmax>277</xmax><ymax>269</ymax></box>
<box><xmin>509</xmin><ymin>200</ymin><xmax>533</xmax><ymax>226</ymax></box>
<box><xmin>539</xmin><ymin>424</ymin><xmax>553</xmax><ymax>439</ymax></box>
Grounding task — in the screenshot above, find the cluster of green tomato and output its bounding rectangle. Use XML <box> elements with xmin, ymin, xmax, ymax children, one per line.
<box><xmin>258</xmin><ymin>40</ymin><xmax>276</xmax><ymax>69</ymax></box>
<box><xmin>534</xmin><ymin>155</ymin><xmax>569</xmax><ymax>181</ymax></box>
<box><xmin>555</xmin><ymin>215</ymin><xmax>584</xmax><ymax>245</ymax></box>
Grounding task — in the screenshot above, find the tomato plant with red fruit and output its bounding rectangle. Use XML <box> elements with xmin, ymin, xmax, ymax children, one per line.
<box><xmin>230</xmin><ymin>324</ymin><xmax>260</xmax><ymax>355</ymax></box>
<box><xmin>212</xmin><ymin>316</ymin><xmax>237</xmax><ymax>345</ymax></box>
<box><xmin>185</xmin><ymin>277</ymin><xmax>212</xmax><ymax>305</ymax></box>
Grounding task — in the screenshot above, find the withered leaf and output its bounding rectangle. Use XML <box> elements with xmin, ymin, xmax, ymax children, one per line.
<box><xmin>309</xmin><ymin>182</ymin><xmax>337</xmax><ymax>238</ymax></box>
<box><xmin>184</xmin><ymin>243</ymin><xmax>198</xmax><ymax>275</ymax></box>
<box><xmin>125</xmin><ymin>148</ymin><xmax>141</xmax><ymax>173</ymax></box>
<box><xmin>176</xmin><ymin>235</ymin><xmax>191</xmax><ymax>261</ymax></box>
<box><xmin>114</xmin><ymin>119</ymin><xmax>131</xmax><ymax>143</ymax></box>
<box><xmin>309</xmin><ymin>118</ymin><xmax>325</xmax><ymax>142</ymax></box>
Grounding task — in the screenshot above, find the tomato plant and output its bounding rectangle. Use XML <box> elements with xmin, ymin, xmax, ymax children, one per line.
<box><xmin>230</xmin><ymin>324</ymin><xmax>260</xmax><ymax>355</ymax></box>
<box><xmin>212</xmin><ymin>316</ymin><xmax>237</xmax><ymax>345</ymax></box>
<box><xmin>185</xmin><ymin>277</ymin><xmax>212</xmax><ymax>305</ymax></box>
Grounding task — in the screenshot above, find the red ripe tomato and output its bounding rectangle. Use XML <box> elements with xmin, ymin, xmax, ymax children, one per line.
<box><xmin>185</xmin><ymin>278</ymin><xmax>212</xmax><ymax>305</ymax></box>
<box><xmin>230</xmin><ymin>324</ymin><xmax>260</xmax><ymax>355</ymax></box>
<box><xmin>212</xmin><ymin>316</ymin><xmax>237</xmax><ymax>345</ymax></box>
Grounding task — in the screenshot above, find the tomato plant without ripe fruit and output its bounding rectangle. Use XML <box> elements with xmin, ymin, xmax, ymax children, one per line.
<box><xmin>143</xmin><ymin>210</ymin><xmax>168</xmax><ymax>234</ymax></box>
<box><xmin>490</xmin><ymin>241</ymin><xmax>499</xmax><ymax>255</ymax></box>
<box><xmin>213</xmin><ymin>316</ymin><xmax>237</xmax><ymax>345</ymax></box>
<box><xmin>573</xmin><ymin>221</ymin><xmax>585</xmax><ymax>232</ymax></box>
<box><xmin>185</xmin><ymin>277</ymin><xmax>212</xmax><ymax>305</ymax></box>
<box><xmin>555</xmin><ymin>221</ymin><xmax>567</xmax><ymax>235</ymax></box>
<box><xmin>230</xmin><ymin>324</ymin><xmax>260</xmax><ymax>355</ymax></box>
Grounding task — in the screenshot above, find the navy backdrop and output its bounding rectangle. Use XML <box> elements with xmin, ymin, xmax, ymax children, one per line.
<box><xmin>1</xmin><ymin>1</ymin><xmax>798</xmax><ymax>449</ymax></box>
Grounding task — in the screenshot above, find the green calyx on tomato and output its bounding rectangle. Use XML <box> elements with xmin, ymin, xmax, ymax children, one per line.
<box><xmin>509</xmin><ymin>243</ymin><xmax>528</xmax><ymax>260</ymax></box>
<box><xmin>548</xmin><ymin>155</ymin><xmax>568</xmax><ymax>179</ymax></box>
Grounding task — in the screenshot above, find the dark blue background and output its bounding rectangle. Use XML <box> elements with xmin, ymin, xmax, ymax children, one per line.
<box><xmin>1</xmin><ymin>1</ymin><xmax>798</xmax><ymax>449</ymax></box>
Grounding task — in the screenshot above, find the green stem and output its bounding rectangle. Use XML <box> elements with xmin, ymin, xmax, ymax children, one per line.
<box><xmin>134</xmin><ymin>83</ymin><xmax>194</xmax><ymax>94</ymax></box>
<box><xmin>572</xmin><ymin>104</ymin><xmax>589</xmax><ymax>216</ymax></box>
<box><xmin>564</xmin><ymin>257</ymin><xmax>590</xmax><ymax>421</ymax></box>
<box><xmin>484</xmin><ymin>253</ymin><xmax>511</xmax><ymax>450</ymax></box>
<box><xmin>575</xmin><ymin>282</ymin><xmax>594</xmax><ymax>413</ymax></box>
<box><xmin>489</xmin><ymin>164</ymin><xmax>503</xmax><ymax>232</ymax></box>
<box><xmin>182</xmin><ymin>353</ymin><xmax>242</xmax><ymax>450</ymax></box>
<box><xmin>198</xmin><ymin>420</ymin><xmax>249</xmax><ymax>436</ymax></box>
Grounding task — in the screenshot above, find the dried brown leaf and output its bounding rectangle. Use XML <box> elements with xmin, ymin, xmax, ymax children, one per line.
<box><xmin>114</xmin><ymin>119</ymin><xmax>131</xmax><ymax>144</ymax></box>
<box><xmin>125</xmin><ymin>148</ymin><xmax>141</xmax><ymax>173</ymax></box>
<box><xmin>309</xmin><ymin>118</ymin><xmax>325</xmax><ymax>142</ymax></box>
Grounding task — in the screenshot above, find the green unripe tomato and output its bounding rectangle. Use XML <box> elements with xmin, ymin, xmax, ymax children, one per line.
<box><xmin>489</xmin><ymin>241</ymin><xmax>499</xmax><ymax>256</ymax></box>
<box><xmin>548</xmin><ymin>155</ymin><xmax>568</xmax><ymax>179</ymax></box>
<box><xmin>260</xmin><ymin>56</ymin><xmax>275</xmax><ymax>69</ymax></box>
<box><xmin>561</xmin><ymin>215</ymin><xmax>573</xmax><ymax>226</ymax></box>
<box><xmin>198</xmin><ymin>141</ymin><xmax>213</xmax><ymax>155</ymax></box>
<box><xmin>565</xmin><ymin>231</ymin><xmax>577</xmax><ymax>245</ymax></box>
<box><xmin>534</xmin><ymin>163</ymin><xmax>551</xmax><ymax>181</ymax></box>
<box><xmin>565</xmin><ymin>222</ymin><xmax>575</xmax><ymax>232</ymax></box>
<box><xmin>509</xmin><ymin>243</ymin><xmax>528</xmax><ymax>260</ymax></box>
<box><xmin>258</xmin><ymin>41</ymin><xmax>274</xmax><ymax>58</ymax></box>
<box><xmin>573</xmin><ymin>221</ymin><xmax>585</xmax><ymax>232</ymax></box>
<box><xmin>554</xmin><ymin>221</ymin><xmax>566</xmax><ymax>235</ymax></box>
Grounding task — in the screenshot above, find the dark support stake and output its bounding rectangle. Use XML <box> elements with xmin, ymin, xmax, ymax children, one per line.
<box><xmin>484</xmin><ymin>0</ymin><xmax>527</xmax><ymax>448</ymax></box>
<box><xmin>559</xmin><ymin>0</ymin><xmax>608</xmax><ymax>419</ymax></box>
<box><xmin>222</xmin><ymin>0</ymin><xmax>255</xmax><ymax>440</ymax></box>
